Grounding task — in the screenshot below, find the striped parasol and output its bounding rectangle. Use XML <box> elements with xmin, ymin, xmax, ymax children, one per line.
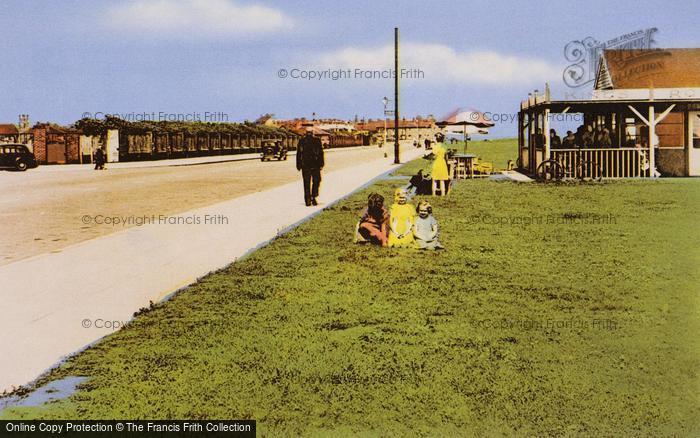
<box><xmin>437</xmin><ymin>108</ymin><xmax>495</xmax><ymax>149</ymax></box>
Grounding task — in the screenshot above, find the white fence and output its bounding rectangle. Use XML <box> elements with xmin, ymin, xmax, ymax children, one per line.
<box><xmin>551</xmin><ymin>148</ymin><xmax>651</xmax><ymax>178</ymax></box>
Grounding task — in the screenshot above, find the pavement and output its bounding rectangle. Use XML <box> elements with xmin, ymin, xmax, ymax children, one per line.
<box><xmin>0</xmin><ymin>143</ymin><xmax>423</xmax><ymax>393</ymax></box>
<box><xmin>494</xmin><ymin>170</ymin><xmax>534</xmax><ymax>182</ymax></box>
<box><xmin>29</xmin><ymin>145</ymin><xmax>369</xmax><ymax>172</ymax></box>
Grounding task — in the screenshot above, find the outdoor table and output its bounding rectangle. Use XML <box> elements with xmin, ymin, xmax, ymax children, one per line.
<box><xmin>453</xmin><ymin>153</ymin><xmax>477</xmax><ymax>179</ymax></box>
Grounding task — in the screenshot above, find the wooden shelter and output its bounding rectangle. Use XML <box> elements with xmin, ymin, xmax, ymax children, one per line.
<box><xmin>518</xmin><ymin>48</ymin><xmax>700</xmax><ymax>178</ymax></box>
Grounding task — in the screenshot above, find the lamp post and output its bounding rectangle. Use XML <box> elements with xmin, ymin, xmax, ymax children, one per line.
<box><xmin>394</xmin><ymin>27</ymin><xmax>400</xmax><ymax>164</ymax></box>
<box><xmin>382</xmin><ymin>96</ymin><xmax>389</xmax><ymax>147</ymax></box>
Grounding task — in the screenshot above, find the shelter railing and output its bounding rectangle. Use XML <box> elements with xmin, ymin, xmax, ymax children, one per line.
<box><xmin>550</xmin><ymin>148</ymin><xmax>651</xmax><ymax>178</ymax></box>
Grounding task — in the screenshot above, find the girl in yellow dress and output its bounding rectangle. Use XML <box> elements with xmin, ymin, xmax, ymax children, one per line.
<box><xmin>431</xmin><ymin>134</ymin><xmax>450</xmax><ymax>196</ymax></box>
<box><xmin>388</xmin><ymin>188</ymin><xmax>415</xmax><ymax>248</ymax></box>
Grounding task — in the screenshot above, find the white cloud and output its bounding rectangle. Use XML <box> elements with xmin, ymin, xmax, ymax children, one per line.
<box><xmin>316</xmin><ymin>43</ymin><xmax>561</xmax><ymax>85</ymax></box>
<box><xmin>105</xmin><ymin>0</ymin><xmax>293</xmax><ymax>37</ymax></box>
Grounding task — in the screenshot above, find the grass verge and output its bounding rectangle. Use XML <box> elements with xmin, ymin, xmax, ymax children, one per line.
<box><xmin>2</xmin><ymin>140</ymin><xmax>699</xmax><ymax>436</ymax></box>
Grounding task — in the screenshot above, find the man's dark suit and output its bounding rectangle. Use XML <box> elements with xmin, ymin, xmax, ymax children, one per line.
<box><xmin>296</xmin><ymin>133</ymin><xmax>325</xmax><ymax>205</ymax></box>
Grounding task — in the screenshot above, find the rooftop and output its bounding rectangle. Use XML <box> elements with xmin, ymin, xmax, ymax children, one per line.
<box><xmin>0</xmin><ymin>124</ymin><xmax>19</xmax><ymax>135</ymax></box>
<box><xmin>597</xmin><ymin>48</ymin><xmax>700</xmax><ymax>89</ymax></box>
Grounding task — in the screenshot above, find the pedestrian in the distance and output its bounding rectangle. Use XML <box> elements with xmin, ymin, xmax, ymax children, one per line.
<box><xmin>94</xmin><ymin>147</ymin><xmax>106</xmax><ymax>170</ymax></box>
<box><xmin>296</xmin><ymin>129</ymin><xmax>325</xmax><ymax>206</ymax></box>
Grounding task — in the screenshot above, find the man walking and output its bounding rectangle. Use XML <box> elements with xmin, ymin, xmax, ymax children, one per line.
<box><xmin>94</xmin><ymin>147</ymin><xmax>106</xmax><ymax>170</ymax></box>
<box><xmin>296</xmin><ymin>129</ymin><xmax>325</xmax><ymax>206</ymax></box>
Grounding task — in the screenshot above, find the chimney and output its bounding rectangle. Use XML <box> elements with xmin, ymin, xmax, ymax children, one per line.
<box><xmin>18</xmin><ymin>114</ymin><xmax>30</xmax><ymax>132</ymax></box>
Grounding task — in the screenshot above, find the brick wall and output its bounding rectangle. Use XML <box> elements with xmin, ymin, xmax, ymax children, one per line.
<box><xmin>32</xmin><ymin>127</ymin><xmax>47</xmax><ymax>164</ymax></box>
<box><xmin>66</xmin><ymin>134</ymin><xmax>80</xmax><ymax>163</ymax></box>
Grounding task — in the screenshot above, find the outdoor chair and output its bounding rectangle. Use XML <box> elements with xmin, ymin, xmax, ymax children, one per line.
<box><xmin>455</xmin><ymin>160</ymin><xmax>468</xmax><ymax>178</ymax></box>
<box><xmin>472</xmin><ymin>158</ymin><xmax>494</xmax><ymax>175</ymax></box>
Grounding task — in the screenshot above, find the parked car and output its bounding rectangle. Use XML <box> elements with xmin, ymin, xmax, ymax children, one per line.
<box><xmin>260</xmin><ymin>140</ymin><xmax>287</xmax><ymax>161</ymax></box>
<box><xmin>0</xmin><ymin>144</ymin><xmax>38</xmax><ymax>171</ymax></box>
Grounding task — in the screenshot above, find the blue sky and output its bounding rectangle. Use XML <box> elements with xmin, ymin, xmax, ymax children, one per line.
<box><xmin>0</xmin><ymin>0</ymin><xmax>697</xmax><ymax>137</ymax></box>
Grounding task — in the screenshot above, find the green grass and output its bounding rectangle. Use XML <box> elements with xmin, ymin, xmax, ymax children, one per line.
<box><xmin>3</xmin><ymin>139</ymin><xmax>699</xmax><ymax>436</ymax></box>
<box><xmin>397</xmin><ymin>138</ymin><xmax>517</xmax><ymax>177</ymax></box>
<box><xmin>448</xmin><ymin>137</ymin><xmax>517</xmax><ymax>170</ymax></box>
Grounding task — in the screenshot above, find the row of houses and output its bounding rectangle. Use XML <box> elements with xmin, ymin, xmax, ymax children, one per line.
<box><xmin>0</xmin><ymin>114</ymin><xmax>441</xmax><ymax>165</ymax></box>
<box><xmin>259</xmin><ymin>115</ymin><xmax>440</xmax><ymax>144</ymax></box>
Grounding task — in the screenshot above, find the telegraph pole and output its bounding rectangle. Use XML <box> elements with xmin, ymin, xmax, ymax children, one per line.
<box><xmin>394</xmin><ymin>27</ymin><xmax>400</xmax><ymax>164</ymax></box>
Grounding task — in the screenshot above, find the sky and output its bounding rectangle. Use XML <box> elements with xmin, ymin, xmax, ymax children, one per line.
<box><xmin>0</xmin><ymin>0</ymin><xmax>697</xmax><ymax>137</ymax></box>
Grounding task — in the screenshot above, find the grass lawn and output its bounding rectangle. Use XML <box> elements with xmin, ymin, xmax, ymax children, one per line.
<box><xmin>399</xmin><ymin>138</ymin><xmax>517</xmax><ymax>177</ymax></box>
<box><xmin>445</xmin><ymin>138</ymin><xmax>517</xmax><ymax>171</ymax></box>
<box><xmin>3</xmin><ymin>139</ymin><xmax>699</xmax><ymax>436</ymax></box>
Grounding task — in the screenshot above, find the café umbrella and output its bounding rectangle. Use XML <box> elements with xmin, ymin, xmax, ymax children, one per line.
<box><xmin>437</xmin><ymin>108</ymin><xmax>495</xmax><ymax>150</ymax></box>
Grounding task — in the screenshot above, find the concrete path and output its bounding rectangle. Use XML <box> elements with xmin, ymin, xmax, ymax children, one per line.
<box><xmin>496</xmin><ymin>170</ymin><xmax>534</xmax><ymax>182</ymax></box>
<box><xmin>0</xmin><ymin>145</ymin><xmax>423</xmax><ymax>393</ymax></box>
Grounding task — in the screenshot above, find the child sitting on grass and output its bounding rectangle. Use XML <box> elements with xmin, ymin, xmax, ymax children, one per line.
<box><xmin>388</xmin><ymin>188</ymin><xmax>415</xmax><ymax>248</ymax></box>
<box><xmin>413</xmin><ymin>200</ymin><xmax>444</xmax><ymax>250</ymax></box>
<box><xmin>355</xmin><ymin>193</ymin><xmax>389</xmax><ymax>246</ymax></box>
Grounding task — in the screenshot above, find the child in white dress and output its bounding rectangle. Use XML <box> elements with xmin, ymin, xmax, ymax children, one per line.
<box><xmin>413</xmin><ymin>201</ymin><xmax>444</xmax><ymax>250</ymax></box>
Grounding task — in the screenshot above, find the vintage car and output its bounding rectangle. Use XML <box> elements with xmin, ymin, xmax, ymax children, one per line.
<box><xmin>0</xmin><ymin>143</ymin><xmax>38</xmax><ymax>171</ymax></box>
<box><xmin>260</xmin><ymin>140</ymin><xmax>288</xmax><ymax>161</ymax></box>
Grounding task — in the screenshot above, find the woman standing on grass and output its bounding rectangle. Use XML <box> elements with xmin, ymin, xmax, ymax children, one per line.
<box><xmin>431</xmin><ymin>133</ymin><xmax>450</xmax><ymax>196</ymax></box>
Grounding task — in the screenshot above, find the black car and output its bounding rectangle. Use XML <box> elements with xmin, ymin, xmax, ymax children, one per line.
<box><xmin>260</xmin><ymin>140</ymin><xmax>288</xmax><ymax>162</ymax></box>
<box><xmin>0</xmin><ymin>143</ymin><xmax>38</xmax><ymax>171</ymax></box>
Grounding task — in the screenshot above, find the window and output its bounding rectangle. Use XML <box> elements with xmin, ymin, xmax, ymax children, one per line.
<box><xmin>694</xmin><ymin>114</ymin><xmax>700</xmax><ymax>149</ymax></box>
<box><xmin>624</xmin><ymin>118</ymin><xmax>638</xmax><ymax>147</ymax></box>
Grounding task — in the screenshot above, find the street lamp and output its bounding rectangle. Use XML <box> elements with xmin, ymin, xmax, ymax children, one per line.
<box><xmin>382</xmin><ymin>96</ymin><xmax>389</xmax><ymax>147</ymax></box>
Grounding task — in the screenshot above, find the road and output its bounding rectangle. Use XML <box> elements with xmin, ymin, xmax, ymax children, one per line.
<box><xmin>0</xmin><ymin>142</ymin><xmax>422</xmax><ymax>393</ymax></box>
<box><xmin>0</xmin><ymin>146</ymin><xmax>398</xmax><ymax>265</ymax></box>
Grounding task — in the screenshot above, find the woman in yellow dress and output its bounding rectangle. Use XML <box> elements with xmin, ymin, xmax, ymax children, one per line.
<box><xmin>431</xmin><ymin>133</ymin><xmax>450</xmax><ymax>196</ymax></box>
<box><xmin>387</xmin><ymin>188</ymin><xmax>415</xmax><ymax>248</ymax></box>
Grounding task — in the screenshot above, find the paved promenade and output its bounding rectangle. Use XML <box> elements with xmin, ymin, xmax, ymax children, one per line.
<box><xmin>0</xmin><ymin>145</ymin><xmax>422</xmax><ymax>392</ymax></box>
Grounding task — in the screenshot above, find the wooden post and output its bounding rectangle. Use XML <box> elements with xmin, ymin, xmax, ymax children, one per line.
<box><xmin>517</xmin><ymin>111</ymin><xmax>522</xmax><ymax>166</ymax></box>
<box><xmin>463</xmin><ymin>125</ymin><xmax>468</xmax><ymax>151</ymax></box>
<box><xmin>534</xmin><ymin>111</ymin><xmax>539</xmax><ymax>172</ymax></box>
<box><xmin>528</xmin><ymin>113</ymin><xmax>533</xmax><ymax>173</ymax></box>
<box><xmin>648</xmin><ymin>104</ymin><xmax>655</xmax><ymax>177</ymax></box>
<box><xmin>544</xmin><ymin>108</ymin><xmax>550</xmax><ymax>160</ymax></box>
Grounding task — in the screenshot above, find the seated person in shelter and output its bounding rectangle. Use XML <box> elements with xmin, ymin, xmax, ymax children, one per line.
<box><xmin>355</xmin><ymin>193</ymin><xmax>390</xmax><ymax>246</ymax></box>
<box><xmin>574</xmin><ymin>125</ymin><xmax>584</xmax><ymax>147</ymax></box>
<box><xmin>413</xmin><ymin>201</ymin><xmax>444</xmax><ymax>250</ymax></box>
<box><xmin>594</xmin><ymin>125</ymin><xmax>612</xmax><ymax>149</ymax></box>
<box><xmin>388</xmin><ymin>188</ymin><xmax>415</xmax><ymax>248</ymax></box>
<box><xmin>561</xmin><ymin>130</ymin><xmax>576</xmax><ymax>148</ymax></box>
<box><xmin>534</xmin><ymin>128</ymin><xmax>544</xmax><ymax>149</ymax></box>
<box><xmin>581</xmin><ymin>125</ymin><xmax>594</xmax><ymax>148</ymax></box>
<box><xmin>600</xmin><ymin>128</ymin><xmax>613</xmax><ymax>148</ymax></box>
<box><xmin>549</xmin><ymin>129</ymin><xmax>562</xmax><ymax>149</ymax></box>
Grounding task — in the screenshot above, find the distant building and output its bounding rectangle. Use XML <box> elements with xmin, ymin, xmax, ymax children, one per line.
<box><xmin>18</xmin><ymin>114</ymin><xmax>30</xmax><ymax>133</ymax></box>
<box><xmin>355</xmin><ymin>118</ymin><xmax>437</xmax><ymax>142</ymax></box>
<box><xmin>0</xmin><ymin>124</ymin><xmax>19</xmax><ymax>144</ymax></box>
